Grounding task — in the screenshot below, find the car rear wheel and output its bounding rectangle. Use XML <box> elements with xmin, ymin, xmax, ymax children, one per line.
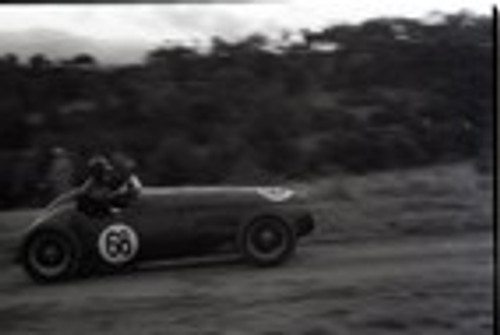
<box><xmin>22</xmin><ymin>231</ymin><xmax>81</xmax><ymax>283</ymax></box>
<box><xmin>239</xmin><ymin>217</ymin><xmax>296</xmax><ymax>266</ymax></box>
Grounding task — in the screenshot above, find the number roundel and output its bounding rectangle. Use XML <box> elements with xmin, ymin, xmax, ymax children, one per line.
<box><xmin>98</xmin><ymin>224</ymin><xmax>139</xmax><ymax>265</ymax></box>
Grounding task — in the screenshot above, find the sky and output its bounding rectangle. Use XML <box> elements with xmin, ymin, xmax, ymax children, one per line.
<box><xmin>0</xmin><ymin>0</ymin><xmax>494</xmax><ymax>63</ymax></box>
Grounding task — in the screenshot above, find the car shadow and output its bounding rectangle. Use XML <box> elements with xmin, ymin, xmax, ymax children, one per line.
<box><xmin>86</xmin><ymin>253</ymin><xmax>245</xmax><ymax>282</ymax></box>
<box><xmin>138</xmin><ymin>254</ymin><xmax>243</xmax><ymax>273</ymax></box>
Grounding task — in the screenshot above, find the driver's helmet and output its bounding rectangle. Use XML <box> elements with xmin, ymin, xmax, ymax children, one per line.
<box><xmin>87</xmin><ymin>155</ymin><xmax>114</xmax><ymax>185</ymax></box>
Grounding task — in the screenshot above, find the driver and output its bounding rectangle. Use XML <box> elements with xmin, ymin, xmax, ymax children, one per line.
<box><xmin>106</xmin><ymin>154</ymin><xmax>142</xmax><ymax>208</ymax></box>
<box><xmin>46</xmin><ymin>154</ymin><xmax>142</xmax><ymax>216</ymax></box>
<box><xmin>79</xmin><ymin>155</ymin><xmax>142</xmax><ymax>216</ymax></box>
<box><xmin>81</xmin><ymin>156</ymin><xmax>115</xmax><ymax>199</ymax></box>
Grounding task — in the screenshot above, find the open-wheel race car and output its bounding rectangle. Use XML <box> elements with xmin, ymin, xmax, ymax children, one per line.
<box><xmin>16</xmin><ymin>185</ymin><xmax>315</xmax><ymax>283</ymax></box>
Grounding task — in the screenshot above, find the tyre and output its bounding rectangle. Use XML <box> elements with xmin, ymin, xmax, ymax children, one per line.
<box><xmin>22</xmin><ymin>230</ymin><xmax>82</xmax><ymax>283</ymax></box>
<box><xmin>239</xmin><ymin>216</ymin><xmax>296</xmax><ymax>266</ymax></box>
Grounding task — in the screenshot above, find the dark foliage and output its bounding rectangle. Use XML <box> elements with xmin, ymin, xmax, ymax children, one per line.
<box><xmin>0</xmin><ymin>13</ymin><xmax>492</xmax><ymax>208</ymax></box>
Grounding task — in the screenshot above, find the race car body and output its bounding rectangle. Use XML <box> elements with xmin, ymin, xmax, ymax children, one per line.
<box><xmin>17</xmin><ymin>186</ymin><xmax>315</xmax><ymax>282</ymax></box>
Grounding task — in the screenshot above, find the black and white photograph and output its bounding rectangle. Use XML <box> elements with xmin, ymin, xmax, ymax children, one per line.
<box><xmin>0</xmin><ymin>0</ymin><xmax>495</xmax><ymax>334</ymax></box>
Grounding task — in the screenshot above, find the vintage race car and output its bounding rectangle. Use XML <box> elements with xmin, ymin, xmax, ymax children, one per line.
<box><xmin>17</xmin><ymin>185</ymin><xmax>315</xmax><ymax>282</ymax></box>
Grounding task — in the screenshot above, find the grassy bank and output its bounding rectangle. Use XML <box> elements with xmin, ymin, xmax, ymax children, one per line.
<box><xmin>303</xmin><ymin>162</ymin><xmax>492</xmax><ymax>241</ymax></box>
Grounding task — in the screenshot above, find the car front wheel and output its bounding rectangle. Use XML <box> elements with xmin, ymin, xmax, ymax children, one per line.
<box><xmin>22</xmin><ymin>230</ymin><xmax>81</xmax><ymax>283</ymax></box>
<box><xmin>239</xmin><ymin>217</ymin><xmax>296</xmax><ymax>266</ymax></box>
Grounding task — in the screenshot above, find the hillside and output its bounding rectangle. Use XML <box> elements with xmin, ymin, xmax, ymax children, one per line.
<box><xmin>0</xmin><ymin>12</ymin><xmax>492</xmax><ymax>209</ymax></box>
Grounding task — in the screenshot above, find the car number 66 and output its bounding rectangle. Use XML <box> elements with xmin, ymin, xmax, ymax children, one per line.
<box><xmin>98</xmin><ymin>224</ymin><xmax>139</xmax><ymax>264</ymax></box>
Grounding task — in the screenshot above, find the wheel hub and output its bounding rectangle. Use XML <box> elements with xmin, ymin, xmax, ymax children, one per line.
<box><xmin>259</xmin><ymin>229</ymin><xmax>278</xmax><ymax>246</ymax></box>
<box><xmin>39</xmin><ymin>244</ymin><xmax>64</xmax><ymax>266</ymax></box>
<box><xmin>252</xmin><ymin>225</ymin><xmax>285</xmax><ymax>253</ymax></box>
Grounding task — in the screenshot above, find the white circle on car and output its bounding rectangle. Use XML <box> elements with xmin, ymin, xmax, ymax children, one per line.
<box><xmin>98</xmin><ymin>224</ymin><xmax>139</xmax><ymax>264</ymax></box>
<box><xmin>257</xmin><ymin>187</ymin><xmax>295</xmax><ymax>202</ymax></box>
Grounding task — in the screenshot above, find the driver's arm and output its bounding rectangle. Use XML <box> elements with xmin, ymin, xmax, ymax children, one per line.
<box><xmin>128</xmin><ymin>175</ymin><xmax>142</xmax><ymax>193</ymax></box>
<box><xmin>106</xmin><ymin>174</ymin><xmax>142</xmax><ymax>209</ymax></box>
<box><xmin>112</xmin><ymin>174</ymin><xmax>142</xmax><ymax>197</ymax></box>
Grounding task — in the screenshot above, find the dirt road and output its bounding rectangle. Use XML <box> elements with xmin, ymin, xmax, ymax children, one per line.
<box><xmin>0</xmin><ymin>232</ymin><xmax>493</xmax><ymax>335</ymax></box>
